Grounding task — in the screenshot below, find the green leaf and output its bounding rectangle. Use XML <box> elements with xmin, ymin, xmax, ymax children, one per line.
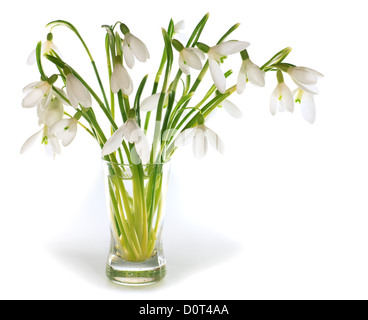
<box><xmin>36</xmin><ymin>41</ymin><xmax>47</xmax><ymax>81</ymax></box>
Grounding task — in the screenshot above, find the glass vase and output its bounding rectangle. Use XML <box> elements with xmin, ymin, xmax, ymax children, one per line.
<box><xmin>102</xmin><ymin>160</ymin><xmax>171</xmax><ymax>286</ymax></box>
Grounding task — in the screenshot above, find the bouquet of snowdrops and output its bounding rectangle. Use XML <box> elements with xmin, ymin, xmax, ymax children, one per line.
<box><xmin>21</xmin><ymin>14</ymin><xmax>322</xmax><ymax>280</ymax></box>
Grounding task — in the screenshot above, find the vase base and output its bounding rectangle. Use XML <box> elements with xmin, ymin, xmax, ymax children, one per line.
<box><xmin>106</xmin><ymin>252</ymin><xmax>166</xmax><ymax>286</ymax></box>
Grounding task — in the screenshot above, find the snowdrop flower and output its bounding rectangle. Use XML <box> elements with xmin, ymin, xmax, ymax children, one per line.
<box><xmin>207</xmin><ymin>99</ymin><xmax>243</xmax><ymax>122</ymax></box>
<box><xmin>221</xmin><ymin>99</ymin><xmax>243</xmax><ymax>119</ymax></box>
<box><xmin>175</xmin><ymin>115</ymin><xmax>224</xmax><ymax>159</ymax></box>
<box><xmin>140</xmin><ymin>93</ymin><xmax>162</xmax><ymax>112</ymax></box>
<box><xmin>293</xmin><ymin>89</ymin><xmax>316</xmax><ymax>124</ymax></box>
<box><xmin>37</xmin><ymin>97</ymin><xmax>64</xmax><ymax>126</ymax></box>
<box><xmin>64</xmin><ymin>66</ymin><xmax>92</xmax><ymax>109</ymax></box>
<box><xmin>102</xmin><ymin>112</ymin><xmax>150</xmax><ymax>163</ymax></box>
<box><xmin>49</xmin><ymin>117</ymin><xmax>79</xmax><ymax>147</ymax></box>
<box><xmin>270</xmin><ymin>71</ymin><xmax>294</xmax><ymax>116</ymax></box>
<box><xmin>21</xmin><ymin>99</ymin><xmax>64</xmax><ymax>157</ymax></box>
<box><xmin>22</xmin><ymin>74</ymin><xmax>58</xmax><ymax>109</ymax></box>
<box><xmin>120</xmin><ymin>23</ymin><xmax>150</xmax><ymax>69</ymax></box>
<box><xmin>237</xmin><ymin>50</ymin><xmax>265</xmax><ymax>94</ymax></box>
<box><xmin>21</xmin><ymin>127</ymin><xmax>61</xmax><ymax>157</ymax></box>
<box><xmin>173</xmin><ymin>20</ymin><xmax>188</xmax><ymax>44</ymax></box>
<box><xmin>197</xmin><ymin>41</ymin><xmax>250</xmax><ymax>94</ymax></box>
<box><xmin>110</xmin><ymin>56</ymin><xmax>133</xmax><ymax>95</ymax></box>
<box><xmin>287</xmin><ymin>66</ymin><xmax>323</xmax><ymax>95</ymax></box>
<box><xmin>174</xmin><ymin>20</ymin><xmax>185</xmax><ymax>34</ymax></box>
<box><xmin>172</xmin><ymin>40</ymin><xmax>205</xmax><ymax>75</ymax></box>
<box><xmin>27</xmin><ymin>33</ymin><xmax>60</xmax><ymax>65</ymax></box>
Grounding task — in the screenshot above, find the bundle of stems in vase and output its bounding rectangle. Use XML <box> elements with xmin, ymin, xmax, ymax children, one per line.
<box><xmin>21</xmin><ymin>13</ymin><xmax>322</xmax><ymax>261</ymax></box>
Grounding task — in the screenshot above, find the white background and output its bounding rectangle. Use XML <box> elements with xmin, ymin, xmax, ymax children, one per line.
<box><xmin>1</xmin><ymin>0</ymin><xmax>368</xmax><ymax>300</ymax></box>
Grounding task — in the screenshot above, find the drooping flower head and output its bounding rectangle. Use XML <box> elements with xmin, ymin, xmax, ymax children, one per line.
<box><xmin>287</xmin><ymin>66</ymin><xmax>324</xmax><ymax>95</ymax></box>
<box><xmin>22</xmin><ymin>74</ymin><xmax>58</xmax><ymax>109</ymax></box>
<box><xmin>237</xmin><ymin>49</ymin><xmax>265</xmax><ymax>94</ymax></box>
<box><xmin>197</xmin><ymin>41</ymin><xmax>250</xmax><ymax>94</ymax></box>
<box><xmin>102</xmin><ymin>110</ymin><xmax>150</xmax><ymax>164</ymax></box>
<box><xmin>293</xmin><ymin>89</ymin><xmax>316</xmax><ymax>124</ymax></box>
<box><xmin>175</xmin><ymin>114</ymin><xmax>224</xmax><ymax>159</ymax></box>
<box><xmin>120</xmin><ymin>23</ymin><xmax>150</xmax><ymax>69</ymax></box>
<box><xmin>270</xmin><ymin>70</ymin><xmax>294</xmax><ymax>116</ymax></box>
<box><xmin>64</xmin><ymin>65</ymin><xmax>92</xmax><ymax>109</ymax></box>
<box><xmin>172</xmin><ymin>39</ymin><xmax>205</xmax><ymax>75</ymax></box>
<box><xmin>110</xmin><ymin>55</ymin><xmax>133</xmax><ymax>95</ymax></box>
<box><xmin>21</xmin><ymin>97</ymin><xmax>64</xmax><ymax>157</ymax></box>
<box><xmin>27</xmin><ymin>33</ymin><xmax>61</xmax><ymax>65</ymax></box>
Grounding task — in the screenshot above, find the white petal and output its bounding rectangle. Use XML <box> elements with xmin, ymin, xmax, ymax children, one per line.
<box><xmin>22</xmin><ymin>88</ymin><xmax>44</xmax><ymax>108</ymax></box>
<box><xmin>288</xmin><ymin>67</ymin><xmax>318</xmax><ymax>85</ymax></box>
<box><xmin>187</xmin><ymin>47</ymin><xmax>206</xmax><ymax>60</ymax></box>
<box><xmin>121</xmin><ymin>119</ymin><xmax>141</xmax><ymax>144</ymax></box>
<box><xmin>279</xmin><ymin>83</ymin><xmax>294</xmax><ymax>113</ymax></box>
<box><xmin>182</xmin><ymin>49</ymin><xmax>203</xmax><ymax>70</ymax></box>
<box><xmin>178</xmin><ymin>56</ymin><xmax>191</xmax><ymax>75</ymax></box>
<box><xmin>48</xmin><ymin>134</ymin><xmax>61</xmax><ymax>155</ymax></box>
<box><xmin>205</xmin><ymin>126</ymin><xmax>225</xmax><ymax>154</ymax></box>
<box><xmin>293</xmin><ymin>79</ymin><xmax>320</xmax><ymax>95</ymax></box>
<box><xmin>245</xmin><ymin>59</ymin><xmax>265</xmax><ymax>87</ymax></box>
<box><xmin>175</xmin><ymin>128</ymin><xmax>195</xmax><ymax>147</ymax></box>
<box><xmin>20</xmin><ymin>129</ymin><xmax>43</xmax><ymax>154</ymax></box>
<box><xmin>23</xmin><ymin>81</ymin><xmax>43</xmax><ymax>94</ymax></box>
<box><xmin>101</xmin><ymin>125</ymin><xmax>126</xmax><ymax>156</ymax></box>
<box><xmin>61</xmin><ymin>119</ymin><xmax>78</xmax><ymax>147</ymax></box>
<box><xmin>27</xmin><ymin>49</ymin><xmax>36</xmax><ymax>65</ymax></box>
<box><xmin>222</xmin><ymin>100</ymin><xmax>243</xmax><ymax>119</ymax></box>
<box><xmin>193</xmin><ymin>126</ymin><xmax>208</xmax><ymax>159</ymax></box>
<box><xmin>134</xmin><ymin>134</ymin><xmax>151</xmax><ymax>164</ymax></box>
<box><xmin>270</xmin><ymin>86</ymin><xmax>279</xmax><ymax>116</ymax></box>
<box><xmin>140</xmin><ymin>93</ymin><xmax>161</xmax><ymax>111</ymax></box>
<box><xmin>123</xmin><ymin>40</ymin><xmax>135</xmax><ymax>69</ymax></box>
<box><xmin>110</xmin><ymin>68</ymin><xmax>120</xmax><ymax>94</ymax></box>
<box><xmin>237</xmin><ymin>61</ymin><xmax>247</xmax><ymax>94</ymax></box>
<box><xmin>66</xmin><ymin>75</ymin><xmax>92</xmax><ymax>109</ymax></box>
<box><xmin>209</xmin><ymin>59</ymin><xmax>226</xmax><ymax>94</ymax></box>
<box><xmin>213</xmin><ymin>41</ymin><xmax>250</xmax><ymax>56</ymax></box>
<box><xmin>39</xmin><ymin>98</ymin><xmax>64</xmax><ymax>127</ymax></box>
<box><xmin>174</xmin><ymin>20</ymin><xmax>185</xmax><ymax>33</ymax></box>
<box><xmin>111</xmin><ymin>64</ymin><xmax>133</xmax><ymax>95</ymax></box>
<box><xmin>49</xmin><ymin>119</ymin><xmax>70</xmax><ymax>135</ymax></box>
<box><xmin>298</xmin><ymin>91</ymin><xmax>316</xmax><ymax>124</ymax></box>
<box><xmin>127</xmin><ymin>33</ymin><xmax>150</xmax><ymax>62</ymax></box>
<box><xmin>49</xmin><ymin>118</ymin><xmax>78</xmax><ymax>147</ymax></box>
